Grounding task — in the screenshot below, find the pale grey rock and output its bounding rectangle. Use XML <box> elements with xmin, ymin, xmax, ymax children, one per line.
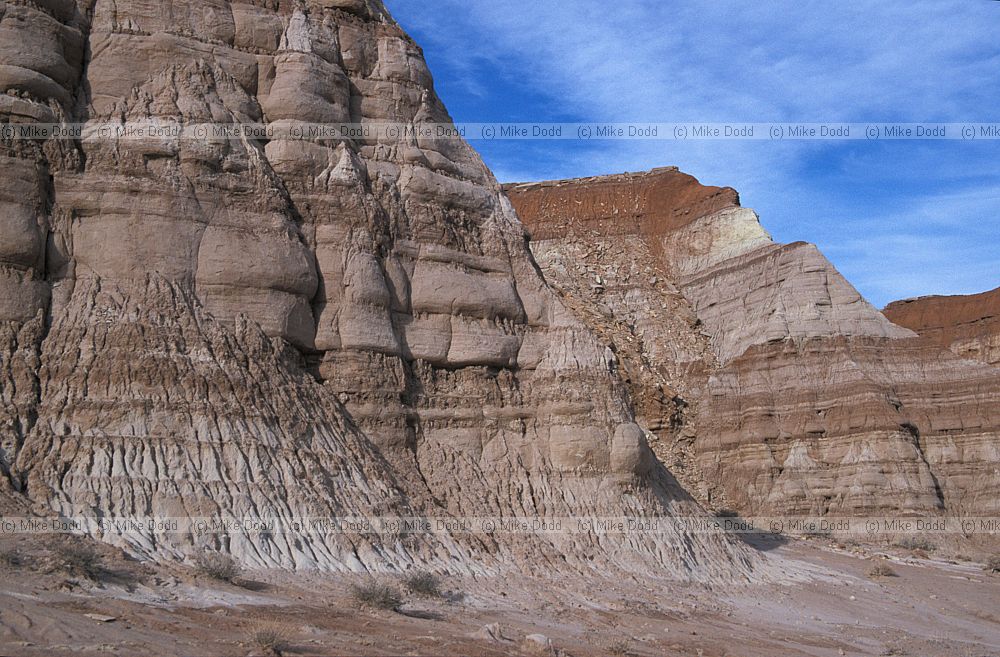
<box><xmin>0</xmin><ymin>0</ymin><xmax>754</xmax><ymax>581</ymax></box>
<box><xmin>680</xmin><ymin>241</ymin><xmax>915</xmax><ymax>365</ymax></box>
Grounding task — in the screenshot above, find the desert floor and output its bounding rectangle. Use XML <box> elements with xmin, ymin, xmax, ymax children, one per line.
<box><xmin>1</xmin><ymin>534</ymin><xmax>998</xmax><ymax>657</ymax></box>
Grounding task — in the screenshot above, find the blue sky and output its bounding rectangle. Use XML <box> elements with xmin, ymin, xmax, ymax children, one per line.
<box><xmin>388</xmin><ymin>0</ymin><xmax>1000</xmax><ymax>307</ymax></box>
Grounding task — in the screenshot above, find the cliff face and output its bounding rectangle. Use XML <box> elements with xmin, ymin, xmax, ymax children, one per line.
<box><xmin>885</xmin><ymin>287</ymin><xmax>1000</xmax><ymax>368</ymax></box>
<box><xmin>0</xmin><ymin>1</ymin><xmax>753</xmax><ymax>577</ymax></box>
<box><xmin>507</xmin><ymin>170</ymin><xmax>1000</xmax><ymax>517</ymax></box>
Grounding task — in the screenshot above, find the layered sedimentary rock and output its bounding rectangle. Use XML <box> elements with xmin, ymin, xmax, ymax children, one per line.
<box><xmin>0</xmin><ymin>2</ymin><xmax>751</xmax><ymax>577</ymax></box>
<box><xmin>885</xmin><ymin>287</ymin><xmax>1000</xmax><ymax>368</ymax></box>
<box><xmin>507</xmin><ymin>170</ymin><xmax>1000</xmax><ymax>516</ymax></box>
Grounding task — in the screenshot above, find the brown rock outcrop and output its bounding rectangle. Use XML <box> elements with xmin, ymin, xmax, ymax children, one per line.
<box><xmin>516</xmin><ymin>167</ymin><xmax>739</xmax><ymax>243</ymax></box>
<box><xmin>885</xmin><ymin>287</ymin><xmax>1000</xmax><ymax>367</ymax></box>
<box><xmin>0</xmin><ymin>2</ymin><xmax>752</xmax><ymax>578</ymax></box>
<box><xmin>507</xmin><ymin>170</ymin><xmax>1000</xmax><ymax>517</ymax></box>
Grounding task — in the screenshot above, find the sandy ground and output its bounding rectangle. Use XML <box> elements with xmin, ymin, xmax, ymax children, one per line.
<box><xmin>1</xmin><ymin>534</ymin><xmax>998</xmax><ymax>657</ymax></box>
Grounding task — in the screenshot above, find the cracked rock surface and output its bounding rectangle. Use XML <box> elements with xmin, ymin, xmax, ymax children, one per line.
<box><xmin>0</xmin><ymin>1</ymin><xmax>754</xmax><ymax>578</ymax></box>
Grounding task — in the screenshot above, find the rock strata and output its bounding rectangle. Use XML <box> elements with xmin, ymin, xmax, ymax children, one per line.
<box><xmin>507</xmin><ymin>170</ymin><xmax>1000</xmax><ymax>516</ymax></box>
<box><xmin>0</xmin><ymin>1</ymin><xmax>751</xmax><ymax>578</ymax></box>
<box><xmin>885</xmin><ymin>287</ymin><xmax>1000</xmax><ymax>368</ymax></box>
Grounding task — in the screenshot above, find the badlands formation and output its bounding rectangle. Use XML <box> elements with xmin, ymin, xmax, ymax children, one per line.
<box><xmin>0</xmin><ymin>0</ymin><xmax>751</xmax><ymax>578</ymax></box>
<box><xmin>885</xmin><ymin>286</ymin><xmax>1000</xmax><ymax>368</ymax></box>
<box><xmin>0</xmin><ymin>0</ymin><xmax>997</xmax><ymax>572</ymax></box>
<box><xmin>0</xmin><ymin>2</ymin><xmax>999</xmax><ymax>656</ymax></box>
<box><xmin>506</xmin><ymin>169</ymin><xmax>1000</xmax><ymax>517</ymax></box>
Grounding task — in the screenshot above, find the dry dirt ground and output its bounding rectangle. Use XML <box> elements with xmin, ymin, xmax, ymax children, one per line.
<box><xmin>1</xmin><ymin>534</ymin><xmax>998</xmax><ymax>657</ymax></box>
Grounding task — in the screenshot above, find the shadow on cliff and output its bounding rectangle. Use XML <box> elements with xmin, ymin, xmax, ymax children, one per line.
<box><xmin>648</xmin><ymin>462</ymin><xmax>789</xmax><ymax>553</ymax></box>
<box><xmin>714</xmin><ymin>509</ymin><xmax>789</xmax><ymax>553</ymax></box>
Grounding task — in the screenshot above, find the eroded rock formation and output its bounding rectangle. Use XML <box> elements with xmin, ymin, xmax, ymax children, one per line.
<box><xmin>0</xmin><ymin>1</ymin><xmax>753</xmax><ymax>578</ymax></box>
<box><xmin>885</xmin><ymin>287</ymin><xmax>1000</xmax><ymax>368</ymax></box>
<box><xmin>507</xmin><ymin>169</ymin><xmax>1000</xmax><ymax>517</ymax></box>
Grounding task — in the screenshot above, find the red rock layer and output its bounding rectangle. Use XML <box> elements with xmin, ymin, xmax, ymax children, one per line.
<box><xmin>884</xmin><ymin>287</ymin><xmax>1000</xmax><ymax>367</ymax></box>
<box><xmin>506</xmin><ymin>168</ymin><xmax>739</xmax><ymax>242</ymax></box>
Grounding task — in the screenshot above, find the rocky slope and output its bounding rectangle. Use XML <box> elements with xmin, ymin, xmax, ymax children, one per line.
<box><xmin>507</xmin><ymin>169</ymin><xmax>1000</xmax><ymax>517</ymax></box>
<box><xmin>885</xmin><ymin>286</ymin><xmax>1000</xmax><ymax>367</ymax></box>
<box><xmin>0</xmin><ymin>1</ymin><xmax>757</xmax><ymax>578</ymax></box>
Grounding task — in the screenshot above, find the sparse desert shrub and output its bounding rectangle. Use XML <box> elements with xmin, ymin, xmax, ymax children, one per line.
<box><xmin>52</xmin><ymin>544</ymin><xmax>103</xmax><ymax>580</ymax></box>
<box><xmin>0</xmin><ymin>549</ymin><xmax>22</xmax><ymax>568</ymax></box>
<box><xmin>195</xmin><ymin>552</ymin><xmax>242</xmax><ymax>584</ymax></box>
<box><xmin>249</xmin><ymin>625</ymin><xmax>289</xmax><ymax>656</ymax></box>
<box><xmin>894</xmin><ymin>536</ymin><xmax>936</xmax><ymax>552</ymax></box>
<box><xmin>867</xmin><ymin>561</ymin><xmax>898</xmax><ymax>578</ymax></box>
<box><xmin>403</xmin><ymin>570</ymin><xmax>443</xmax><ymax>597</ymax></box>
<box><xmin>985</xmin><ymin>555</ymin><xmax>1000</xmax><ymax>573</ymax></box>
<box><xmin>803</xmin><ymin>527</ymin><xmax>832</xmax><ymax>539</ymax></box>
<box><xmin>351</xmin><ymin>580</ymin><xmax>402</xmax><ymax>611</ymax></box>
<box><xmin>607</xmin><ymin>639</ymin><xmax>634</xmax><ymax>656</ymax></box>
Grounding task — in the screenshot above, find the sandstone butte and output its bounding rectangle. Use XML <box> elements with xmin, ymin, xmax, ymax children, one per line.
<box><xmin>505</xmin><ymin>169</ymin><xmax>1000</xmax><ymax>517</ymax></box>
<box><xmin>884</xmin><ymin>286</ymin><xmax>1000</xmax><ymax>368</ymax></box>
<box><xmin>0</xmin><ymin>0</ymin><xmax>996</xmax><ymax>583</ymax></box>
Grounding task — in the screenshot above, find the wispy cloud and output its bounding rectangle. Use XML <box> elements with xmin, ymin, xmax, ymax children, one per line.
<box><xmin>389</xmin><ymin>0</ymin><xmax>1000</xmax><ymax>306</ymax></box>
<box><xmin>825</xmin><ymin>185</ymin><xmax>1000</xmax><ymax>305</ymax></box>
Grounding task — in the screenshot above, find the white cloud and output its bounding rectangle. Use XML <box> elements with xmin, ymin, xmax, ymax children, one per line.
<box><xmin>400</xmin><ymin>0</ymin><xmax>998</xmax><ymax>122</ymax></box>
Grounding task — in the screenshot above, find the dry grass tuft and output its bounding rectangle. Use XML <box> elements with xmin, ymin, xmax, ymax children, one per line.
<box><xmin>867</xmin><ymin>561</ymin><xmax>898</xmax><ymax>578</ymax></box>
<box><xmin>248</xmin><ymin>624</ymin><xmax>290</xmax><ymax>656</ymax></box>
<box><xmin>52</xmin><ymin>544</ymin><xmax>104</xmax><ymax>580</ymax></box>
<box><xmin>402</xmin><ymin>570</ymin><xmax>443</xmax><ymax>598</ymax></box>
<box><xmin>351</xmin><ymin>580</ymin><xmax>403</xmax><ymax>611</ymax></box>
<box><xmin>607</xmin><ymin>639</ymin><xmax>634</xmax><ymax>656</ymax></box>
<box><xmin>194</xmin><ymin>552</ymin><xmax>242</xmax><ymax>584</ymax></box>
<box><xmin>0</xmin><ymin>549</ymin><xmax>23</xmax><ymax>568</ymax></box>
<box><xmin>894</xmin><ymin>536</ymin><xmax>936</xmax><ymax>552</ymax></box>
